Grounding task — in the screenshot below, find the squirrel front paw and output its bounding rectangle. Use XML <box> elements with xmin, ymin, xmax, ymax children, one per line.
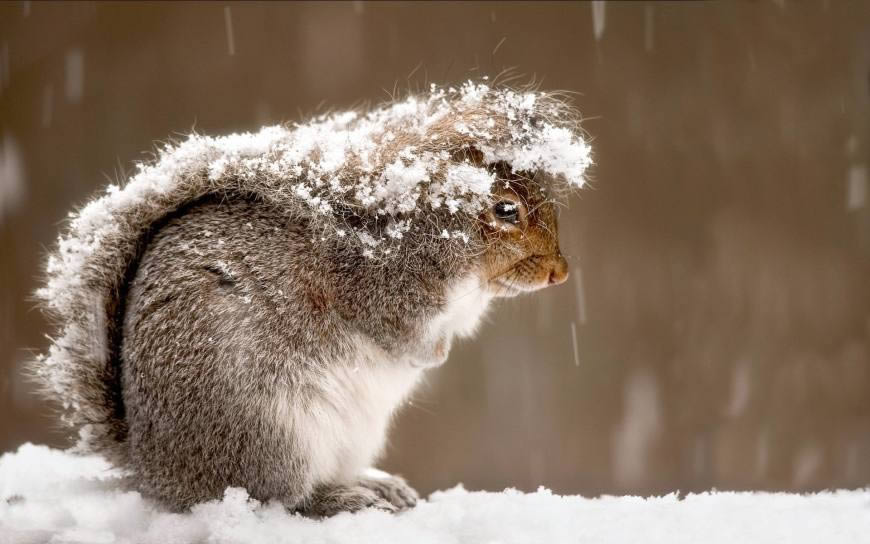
<box><xmin>410</xmin><ymin>335</ymin><xmax>452</xmax><ymax>368</ymax></box>
<box><xmin>302</xmin><ymin>483</ymin><xmax>398</xmax><ymax>518</ymax></box>
<box><xmin>358</xmin><ymin>469</ymin><xmax>419</xmax><ymax>510</ymax></box>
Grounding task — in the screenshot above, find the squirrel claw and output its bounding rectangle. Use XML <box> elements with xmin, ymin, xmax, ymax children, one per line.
<box><xmin>409</xmin><ymin>335</ymin><xmax>452</xmax><ymax>368</ymax></box>
<box><xmin>302</xmin><ymin>484</ymin><xmax>398</xmax><ymax>518</ymax></box>
<box><xmin>358</xmin><ymin>472</ymin><xmax>420</xmax><ymax>510</ymax></box>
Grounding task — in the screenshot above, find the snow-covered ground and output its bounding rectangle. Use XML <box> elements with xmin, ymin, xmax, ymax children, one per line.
<box><xmin>1</xmin><ymin>444</ymin><xmax>868</xmax><ymax>544</ymax></box>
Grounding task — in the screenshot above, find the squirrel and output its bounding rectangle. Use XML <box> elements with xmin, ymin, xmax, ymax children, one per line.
<box><xmin>32</xmin><ymin>82</ymin><xmax>592</xmax><ymax>516</ymax></box>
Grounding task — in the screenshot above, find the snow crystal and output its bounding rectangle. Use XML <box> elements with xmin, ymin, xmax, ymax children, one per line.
<box><xmin>592</xmin><ymin>1</ymin><xmax>606</xmax><ymax>42</ymax></box>
<box><xmin>0</xmin><ymin>42</ymin><xmax>8</xmax><ymax>91</ymax></box>
<box><xmin>846</xmin><ymin>164</ymin><xmax>867</xmax><ymax>210</ymax></box>
<box><xmin>573</xmin><ymin>266</ymin><xmax>587</xmax><ymax>325</ymax></box>
<box><xmin>503</xmin><ymin>125</ymin><xmax>592</xmax><ymax>186</ymax></box>
<box><xmin>0</xmin><ymin>132</ymin><xmax>26</xmax><ymax>219</ymax></box>
<box><xmin>725</xmin><ymin>359</ymin><xmax>752</xmax><ymax>418</ymax></box>
<box><xmin>64</xmin><ymin>49</ymin><xmax>84</xmax><ymax>103</ymax></box>
<box><xmin>613</xmin><ymin>370</ymin><xmax>661</xmax><ymax>487</ymax></box>
<box><xmin>445</xmin><ymin>163</ymin><xmax>494</xmax><ymax>195</ymax></box>
<box><xmin>452</xmin><ymin>230</ymin><xmax>470</xmax><ymax>244</ymax></box>
<box><xmin>644</xmin><ymin>4</ymin><xmax>655</xmax><ymax>53</ymax></box>
<box><xmin>2</xmin><ymin>444</ymin><xmax>869</xmax><ymax>544</ymax></box>
<box><xmin>42</xmin><ymin>85</ymin><xmax>53</xmax><ymax>127</ymax></box>
<box><xmin>570</xmin><ymin>321</ymin><xmax>580</xmax><ymax>367</ymax></box>
<box><xmin>223</xmin><ymin>6</ymin><xmax>236</xmax><ymax>56</ymax></box>
<box><xmin>382</xmin><ymin>157</ymin><xmax>429</xmax><ymax>213</ymax></box>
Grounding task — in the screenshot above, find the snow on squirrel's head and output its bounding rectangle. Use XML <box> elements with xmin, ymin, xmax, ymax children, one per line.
<box><xmin>204</xmin><ymin>80</ymin><xmax>589</xmax><ymax>280</ymax></box>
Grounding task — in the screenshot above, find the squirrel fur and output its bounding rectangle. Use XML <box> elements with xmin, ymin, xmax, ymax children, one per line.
<box><xmin>32</xmin><ymin>82</ymin><xmax>592</xmax><ymax>515</ymax></box>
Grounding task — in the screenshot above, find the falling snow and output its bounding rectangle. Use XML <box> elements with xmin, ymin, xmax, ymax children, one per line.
<box><xmin>793</xmin><ymin>444</ymin><xmax>824</xmax><ymax>488</ymax></box>
<box><xmin>41</xmin><ymin>85</ymin><xmax>53</xmax><ymax>128</ymax></box>
<box><xmin>591</xmin><ymin>1</ymin><xmax>606</xmax><ymax>42</ymax></box>
<box><xmin>0</xmin><ymin>132</ymin><xmax>26</xmax><ymax>219</ymax></box>
<box><xmin>644</xmin><ymin>5</ymin><xmax>655</xmax><ymax>52</ymax></box>
<box><xmin>224</xmin><ymin>6</ymin><xmax>236</xmax><ymax>56</ymax></box>
<box><xmin>0</xmin><ymin>42</ymin><xmax>9</xmax><ymax>91</ymax></box>
<box><xmin>573</xmin><ymin>266</ymin><xmax>587</xmax><ymax>324</ymax></box>
<box><xmin>725</xmin><ymin>359</ymin><xmax>752</xmax><ymax>418</ymax></box>
<box><xmin>613</xmin><ymin>370</ymin><xmax>661</xmax><ymax>487</ymax></box>
<box><xmin>64</xmin><ymin>49</ymin><xmax>84</xmax><ymax>103</ymax></box>
<box><xmin>570</xmin><ymin>321</ymin><xmax>580</xmax><ymax>367</ymax></box>
<box><xmin>846</xmin><ymin>164</ymin><xmax>867</xmax><ymax>210</ymax></box>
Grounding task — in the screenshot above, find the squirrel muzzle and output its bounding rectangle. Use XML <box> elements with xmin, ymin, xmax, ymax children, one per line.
<box><xmin>480</xmin><ymin>168</ymin><xmax>570</xmax><ymax>298</ymax></box>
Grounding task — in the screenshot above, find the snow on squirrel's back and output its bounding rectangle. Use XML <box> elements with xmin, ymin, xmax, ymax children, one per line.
<box><xmin>2</xmin><ymin>444</ymin><xmax>869</xmax><ymax>544</ymax></box>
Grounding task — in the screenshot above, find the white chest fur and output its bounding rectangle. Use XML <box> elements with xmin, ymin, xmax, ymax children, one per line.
<box><xmin>279</xmin><ymin>341</ymin><xmax>422</xmax><ymax>486</ymax></box>
<box><xmin>411</xmin><ymin>274</ymin><xmax>493</xmax><ymax>367</ymax></box>
<box><xmin>436</xmin><ymin>273</ymin><xmax>493</xmax><ymax>339</ymax></box>
<box><xmin>272</xmin><ymin>274</ymin><xmax>493</xmax><ymax>487</ymax></box>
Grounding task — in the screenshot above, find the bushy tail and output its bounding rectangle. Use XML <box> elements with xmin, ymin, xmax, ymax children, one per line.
<box><xmin>32</xmin><ymin>127</ymin><xmax>291</xmax><ymax>460</ymax></box>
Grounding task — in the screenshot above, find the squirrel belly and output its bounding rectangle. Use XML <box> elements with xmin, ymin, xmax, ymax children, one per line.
<box><xmin>120</xmin><ymin>196</ymin><xmax>482</xmax><ymax>511</ymax></box>
<box><xmin>272</xmin><ymin>337</ymin><xmax>423</xmax><ymax>490</ymax></box>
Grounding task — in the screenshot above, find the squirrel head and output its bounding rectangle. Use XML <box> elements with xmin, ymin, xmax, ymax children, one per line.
<box><xmin>477</xmin><ymin>161</ymin><xmax>569</xmax><ymax>297</ymax></box>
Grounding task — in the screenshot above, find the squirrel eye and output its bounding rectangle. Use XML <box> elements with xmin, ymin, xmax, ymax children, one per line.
<box><xmin>493</xmin><ymin>201</ymin><xmax>519</xmax><ymax>224</ymax></box>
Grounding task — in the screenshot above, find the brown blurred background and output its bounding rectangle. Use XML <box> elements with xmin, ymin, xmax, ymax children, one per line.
<box><xmin>1</xmin><ymin>1</ymin><xmax>869</xmax><ymax>497</ymax></box>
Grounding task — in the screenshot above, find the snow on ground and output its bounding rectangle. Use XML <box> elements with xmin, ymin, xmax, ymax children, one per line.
<box><xmin>1</xmin><ymin>444</ymin><xmax>868</xmax><ymax>544</ymax></box>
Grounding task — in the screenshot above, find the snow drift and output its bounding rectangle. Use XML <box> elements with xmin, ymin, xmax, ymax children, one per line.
<box><xmin>1</xmin><ymin>444</ymin><xmax>868</xmax><ymax>544</ymax></box>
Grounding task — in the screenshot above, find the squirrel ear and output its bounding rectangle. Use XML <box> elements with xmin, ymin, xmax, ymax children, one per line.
<box><xmin>451</xmin><ymin>146</ymin><xmax>485</xmax><ymax>165</ymax></box>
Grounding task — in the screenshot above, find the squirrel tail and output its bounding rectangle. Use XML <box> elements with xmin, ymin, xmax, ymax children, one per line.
<box><xmin>31</xmin><ymin>128</ymin><xmax>289</xmax><ymax>461</ymax></box>
<box><xmin>33</xmin><ymin>184</ymin><xmax>204</xmax><ymax>462</ymax></box>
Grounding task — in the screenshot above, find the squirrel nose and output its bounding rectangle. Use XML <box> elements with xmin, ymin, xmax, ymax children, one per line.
<box><xmin>548</xmin><ymin>253</ymin><xmax>569</xmax><ymax>285</ymax></box>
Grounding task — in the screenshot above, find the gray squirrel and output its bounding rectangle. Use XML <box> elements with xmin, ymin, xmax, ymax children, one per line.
<box><xmin>33</xmin><ymin>82</ymin><xmax>592</xmax><ymax>516</ymax></box>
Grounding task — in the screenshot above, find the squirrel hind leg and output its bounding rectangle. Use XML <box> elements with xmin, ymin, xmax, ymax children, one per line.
<box><xmin>299</xmin><ymin>483</ymin><xmax>398</xmax><ymax>518</ymax></box>
<box><xmin>357</xmin><ymin>470</ymin><xmax>419</xmax><ymax>510</ymax></box>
